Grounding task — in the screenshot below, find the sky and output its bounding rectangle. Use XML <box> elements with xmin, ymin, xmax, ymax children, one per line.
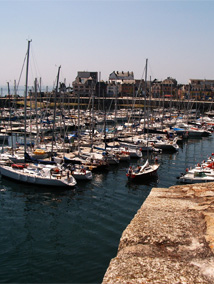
<box><xmin>1</xmin><ymin>0</ymin><xmax>214</xmax><ymax>91</ymax></box>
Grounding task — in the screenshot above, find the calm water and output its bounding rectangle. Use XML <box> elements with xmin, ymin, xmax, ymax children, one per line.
<box><xmin>0</xmin><ymin>85</ymin><xmax>52</xmax><ymax>97</ymax></box>
<box><xmin>0</xmin><ymin>135</ymin><xmax>214</xmax><ymax>283</ymax></box>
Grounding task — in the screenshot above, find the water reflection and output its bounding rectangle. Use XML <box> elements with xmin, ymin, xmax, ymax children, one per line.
<box><xmin>0</xmin><ymin>135</ymin><xmax>214</xmax><ymax>283</ymax></box>
<box><xmin>0</xmin><ymin>177</ymin><xmax>77</xmax><ymax>208</ymax></box>
<box><xmin>126</xmin><ymin>175</ymin><xmax>159</xmax><ymax>186</ymax></box>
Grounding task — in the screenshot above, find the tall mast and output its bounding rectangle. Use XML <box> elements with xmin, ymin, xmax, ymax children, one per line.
<box><xmin>90</xmin><ymin>82</ymin><xmax>95</xmax><ymax>152</ymax></box>
<box><xmin>77</xmin><ymin>90</ymin><xmax>80</xmax><ymax>155</ymax></box>
<box><xmin>34</xmin><ymin>78</ymin><xmax>39</xmax><ymax>146</ymax></box>
<box><xmin>144</xmin><ymin>58</ymin><xmax>148</xmax><ymax>132</ymax></box>
<box><xmin>24</xmin><ymin>40</ymin><xmax>31</xmax><ymax>154</ymax></box>
<box><xmin>14</xmin><ymin>80</ymin><xmax>17</xmax><ymax>112</ymax></box>
<box><xmin>7</xmin><ymin>82</ymin><xmax>14</xmax><ymax>153</ymax></box>
<box><xmin>113</xmin><ymin>83</ymin><xmax>118</xmax><ymax>146</ymax></box>
<box><xmin>51</xmin><ymin>65</ymin><xmax>61</xmax><ymax>158</ymax></box>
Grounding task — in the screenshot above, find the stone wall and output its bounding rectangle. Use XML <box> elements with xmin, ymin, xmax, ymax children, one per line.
<box><xmin>102</xmin><ymin>183</ymin><xmax>214</xmax><ymax>284</ymax></box>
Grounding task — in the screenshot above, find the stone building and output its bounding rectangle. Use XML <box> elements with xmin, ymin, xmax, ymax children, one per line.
<box><xmin>107</xmin><ymin>71</ymin><xmax>135</xmax><ymax>97</ymax></box>
<box><xmin>151</xmin><ymin>77</ymin><xmax>177</xmax><ymax>98</ymax></box>
<box><xmin>72</xmin><ymin>71</ymin><xmax>98</xmax><ymax>97</ymax></box>
<box><xmin>109</xmin><ymin>71</ymin><xmax>134</xmax><ymax>83</ymax></box>
<box><xmin>189</xmin><ymin>79</ymin><xmax>214</xmax><ymax>100</ymax></box>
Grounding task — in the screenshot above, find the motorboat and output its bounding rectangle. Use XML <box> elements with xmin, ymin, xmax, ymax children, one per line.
<box><xmin>179</xmin><ymin>167</ymin><xmax>214</xmax><ymax>183</ymax></box>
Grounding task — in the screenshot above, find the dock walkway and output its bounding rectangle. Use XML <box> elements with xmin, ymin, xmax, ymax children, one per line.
<box><xmin>102</xmin><ymin>183</ymin><xmax>214</xmax><ymax>283</ymax></box>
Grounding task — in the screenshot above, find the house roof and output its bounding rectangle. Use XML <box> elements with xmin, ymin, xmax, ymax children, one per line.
<box><xmin>109</xmin><ymin>71</ymin><xmax>134</xmax><ymax>81</ymax></box>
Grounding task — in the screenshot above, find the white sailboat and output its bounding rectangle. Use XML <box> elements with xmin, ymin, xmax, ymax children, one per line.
<box><xmin>0</xmin><ymin>41</ymin><xmax>77</xmax><ymax>188</ymax></box>
<box><xmin>126</xmin><ymin>59</ymin><xmax>160</xmax><ymax>182</ymax></box>
<box><xmin>0</xmin><ymin>163</ymin><xmax>77</xmax><ymax>187</ymax></box>
<box><xmin>71</xmin><ymin>165</ymin><xmax>93</xmax><ymax>181</ymax></box>
<box><xmin>64</xmin><ymin>91</ymin><xmax>93</xmax><ymax>181</ymax></box>
<box><xmin>126</xmin><ymin>159</ymin><xmax>159</xmax><ymax>181</ymax></box>
<box><xmin>153</xmin><ymin>137</ymin><xmax>179</xmax><ymax>152</ymax></box>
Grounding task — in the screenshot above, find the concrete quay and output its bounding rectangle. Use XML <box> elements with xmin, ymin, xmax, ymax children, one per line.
<box><xmin>0</xmin><ymin>96</ymin><xmax>213</xmax><ymax>112</ymax></box>
<box><xmin>102</xmin><ymin>183</ymin><xmax>214</xmax><ymax>284</ymax></box>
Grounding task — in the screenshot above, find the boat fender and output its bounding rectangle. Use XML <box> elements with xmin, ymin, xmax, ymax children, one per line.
<box><xmin>12</xmin><ymin>164</ymin><xmax>27</xmax><ymax>169</ymax></box>
<box><xmin>186</xmin><ymin>168</ymin><xmax>188</xmax><ymax>172</ymax></box>
<box><xmin>81</xmin><ymin>168</ymin><xmax>86</xmax><ymax>174</ymax></box>
<box><xmin>54</xmin><ymin>167</ymin><xmax>60</xmax><ymax>173</ymax></box>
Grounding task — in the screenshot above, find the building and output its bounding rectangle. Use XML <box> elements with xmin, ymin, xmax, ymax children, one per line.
<box><xmin>95</xmin><ymin>81</ymin><xmax>107</xmax><ymax>97</ymax></box>
<box><xmin>72</xmin><ymin>71</ymin><xmax>98</xmax><ymax>97</ymax></box>
<box><xmin>151</xmin><ymin>77</ymin><xmax>177</xmax><ymax>98</ymax></box>
<box><xmin>161</xmin><ymin>77</ymin><xmax>177</xmax><ymax>97</ymax></box>
<box><xmin>109</xmin><ymin>71</ymin><xmax>134</xmax><ymax>83</ymax></box>
<box><xmin>189</xmin><ymin>79</ymin><xmax>214</xmax><ymax>100</ymax></box>
<box><xmin>107</xmin><ymin>71</ymin><xmax>135</xmax><ymax>97</ymax></box>
<box><xmin>151</xmin><ymin>79</ymin><xmax>162</xmax><ymax>98</ymax></box>
<box><xmin>106</xmin><ymin>81</ymin><xmax>118</xmax><ymax>97</ymax></box>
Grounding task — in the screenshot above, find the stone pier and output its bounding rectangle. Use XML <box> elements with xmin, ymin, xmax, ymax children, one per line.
<box><xmin>102</xmin><ymin>183</ymin><xmax>214</xmax><ymax>284</ymax></box>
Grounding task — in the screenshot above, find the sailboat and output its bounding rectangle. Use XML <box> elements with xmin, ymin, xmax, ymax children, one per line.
<box><xmin>126</xmin><ymin>59</ymin><xmax>160</xmax><ymax>181</ymax></box>
<box><xmin>126</xmin><ymin>159</ymin><xmax>159</xmax><ymax>181</ymax></box>
<box><xmin>0</xmin><ymin>163</ymin><xmax>77</xmax><ymax>187</ymax></box>
<box><xmin>153</xmin><ymin>136</ymin><xmax>179</xmax><ymax>152</ymax></box>
<box><xmin>62</xmin><ymin>89</ymin><xmax>93</xmax><ymax>180</ymax></box>
<box><xmin>0</xmin><ymin>41</ymin><xmax>77</xmax><ymax>188</ymax></box>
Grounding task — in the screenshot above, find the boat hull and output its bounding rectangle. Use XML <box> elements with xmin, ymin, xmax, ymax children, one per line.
<box><xmin>179</xmin><ymin>176</ymin><xmax>214</xmax><ymax>183</ymax></box>
<box><xmin>154</xmin><ymin>144</ymin><xmax>179</xmax><ymax>152</ymax></box>
<box><xmin>127</xmin><ymin>164</ymin><xmax>159</xmax><ymax>181</ymax></box>
<box><xmin>0</xmin><ymin>166</ymin><xmax>76</xmax><ymax>187</ymax></box>
<box><xmin>72</xmin><ymin>169</ymin><xmax>92</xmax><ymax>180</ymax></box>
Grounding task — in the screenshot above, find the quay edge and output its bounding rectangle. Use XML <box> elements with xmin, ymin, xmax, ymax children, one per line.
<box><xmin>0</xmin><ymin>96</ymin><xmax>213</xmax><ymax>112</ymax></box>
<box><xmin>102</xmin><ymin>183</ymin><xmax>214</xmax><ymax>284</ymax></box>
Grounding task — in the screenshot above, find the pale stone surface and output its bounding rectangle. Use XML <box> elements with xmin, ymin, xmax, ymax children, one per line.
<box><xmin>102</xmin><ymin>183</ymin><xmax>214</xmax><ymax>284</ymax></box>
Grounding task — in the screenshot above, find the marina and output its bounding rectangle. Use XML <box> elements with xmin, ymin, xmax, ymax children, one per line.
<box><xmin>1</xmin><ymin>1</ymin><xmax>214</xmax><ymax>282</ymax></box>
<box><xmin>1</xmin><ymin>40</ymin><xmax>214</xmax><ymax>283</ymax></box>
<box><xmin>0</xmin><ymin>132</ymin><xmax>214</xmax><ymax>283</ymax></box>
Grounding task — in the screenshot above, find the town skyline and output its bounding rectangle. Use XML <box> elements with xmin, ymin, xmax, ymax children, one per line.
<box><xmin>1</xmin><ymin>1</ymin><xmax>214</xmax><ymax>88</ymax></box>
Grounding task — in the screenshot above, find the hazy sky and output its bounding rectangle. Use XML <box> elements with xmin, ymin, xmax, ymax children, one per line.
<box><xmin>1</xmin><ymin>0</ymin><xmax>214</xmax><ymax>89</ymax></box>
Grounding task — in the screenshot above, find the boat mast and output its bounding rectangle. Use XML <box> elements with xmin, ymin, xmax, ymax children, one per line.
<box><xmin>51</xmin><ymin>65</ymin><xmax>61</xmax><ymax>159</ymax></box>
<box><xmin>144</xmin><ymin>58</ymin><xmax>148</xmax><ymax>132</ymax></box>
<box><xmin>77</xmin><ymin>90</ymin><xmax>80</xmax><ymax>155</ymax></box>
<box><xmin>7</xmin><ymin>82</ymin><xmax>14</xmax><ymax>154</ymax></box>
<box><xmin>90</xmin><ymin>82</ymin><xmax>95</xmax><ymax>152</ymax></box>
<box><xmin>24</xmin><ymin>39</ymin><xmax>31</xmax><ymax>154</ymax></box>
<box><xmin>34</xmin><ymin>78</ymin><xmax>39</xmax><ymax>147</ymax></box>
<box><xmin>144</xmin><ymin>59</ymin><xmax>150</xmax><ymax>161</ymax></box>
<box><xmin>113</xmin><ymin>83</ymin><xmax>118</xmax><ymax>146</ymax></box>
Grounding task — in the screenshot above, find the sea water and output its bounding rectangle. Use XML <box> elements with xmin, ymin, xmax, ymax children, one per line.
<box><xmin>0</xmin><ymin>135</ymin><xmax>213</xmax><ymax>283</ymax></box>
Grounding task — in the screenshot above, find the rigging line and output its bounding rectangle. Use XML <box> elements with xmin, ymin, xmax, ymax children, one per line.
<box><xmin>52</xmin><ymin>65</ymin><xmax>62</xmax><ymax>90</ymax></box>
<box><xmin>127</xmin><ymin>63</ymin><xmax>146</xmax><ymax>125</ymax></box>
<box><xmin>148</xmin><ymin>61</ymin><xmax>155</xmax><ymax>80</ymax></box>
<box><xmin>31</xmin><ymin>45</ymin><xmax>42</xmax><ymax>79</ymax></box>
<box><xmin>16</xmin><ymin>53</ymin><xmax>27</xmax><ymax>93</ymax></box>
<box><xmin>60</xmin><ymin>69</ymin><xmax>66</xmax><ymax>84</ymax></box>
